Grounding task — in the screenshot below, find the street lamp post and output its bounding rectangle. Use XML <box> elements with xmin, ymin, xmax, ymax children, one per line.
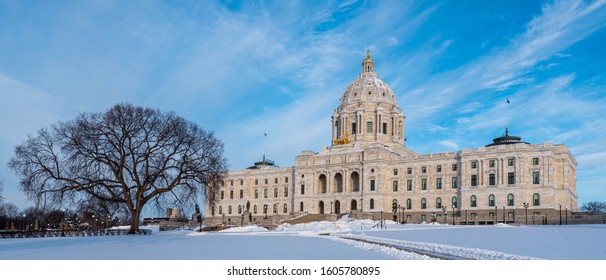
<box><xmin>264</xmin><ymin>204</ymin><xmax>268</xmax><ymax>219</ymax></box>
<box><xmin>494</xmin><ymin>204</ymin><xmax>498</xmax><ymax>224</ymax></box>
<box><xmin>465</xmin><ymin>208</ymin><xmax>468</xmax><ymax>225</ymax></box>
<box><xmin>559</xmin><ymin>204</ymin><xmax>562</xmax><ymax>225</ymax></box>
<box><xmin>502</xmin><ymin>205</ymin><xmax>505</xmax><ymax>224</ymax></box>
<box><xmin>523</xmin><ymin>202</ymin><xmax>529</xmax><ymax>225</ymax></box>
<box><xmin>442</xmin><ymin>206</ymin><xmax>447</xmax><ymax>224</ymax></box>
<box><xmin>330</xmin><ymin>201</ymin><xmax>333</xmax><ymax>214</ymax></box>
<box><xmin>452</xmin><ymin>206</ymin><xmax>456</xmax><ymax>225</ymax></box>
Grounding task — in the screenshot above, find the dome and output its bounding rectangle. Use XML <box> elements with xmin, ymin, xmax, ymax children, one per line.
<box><xmin>331</xmin><ymin>50</ymin><xmax>406</xmax><ymax>148</ymax></box>
<box><xmin>338</xmin><ymin>50</ymin><xmax>399</xmax><ymax>110</ymax></box>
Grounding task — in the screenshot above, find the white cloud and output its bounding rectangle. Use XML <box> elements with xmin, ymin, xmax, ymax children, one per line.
<box><xmin>438</xmin><ymin>140</ymin><xmax>459</xmax><ymax>150</ymax></box>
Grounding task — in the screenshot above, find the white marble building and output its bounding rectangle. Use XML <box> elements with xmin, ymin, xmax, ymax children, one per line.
<box><xmin>205</xmin><ymin>51</ymin><xmax>577</xmax><ymax>226</ymax></box>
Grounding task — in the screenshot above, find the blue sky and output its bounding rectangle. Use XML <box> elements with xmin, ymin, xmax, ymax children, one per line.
<box><xmin>1</xmin><ymin>0</ymin><xmax>605</xmax><ymax>211</ymax></box>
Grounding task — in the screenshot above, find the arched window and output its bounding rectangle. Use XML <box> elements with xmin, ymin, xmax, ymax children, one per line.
<box><xmin>254</xmin><ymin>205</ymin><xmax>257</xmax><ymax>214</ymax></box>
<box><xmin>533</xmin><ymin>193</ymin><xmax>540</xmax><ymax>206</ymax></box>
<box><xmin>489</xmin><ymin>194</ymin><xmax>495</xmax><ymax>207</ymax></box>
<box><xmin>351</xmin><ymin>172</ymin><xmax>360</xmax><ymax>192</ymax></box>
<box><xmin>436</xmin><ymin>197</ymin><xmax>442</xmax><ymax>209</ymax></box>
<box><xmin>238</xmin><ymin>205</ymin><xmax>242</xmax><ymax>214</ymax></box>
<box><xmin>283</xmin><ymin>203</ymin><xmax>288</xmax><ymax>213</ymax></box>
<box><xmin>228</xmin><ymin>205</ymin><xmax>232</xmax><ymax>214</ymax></box>
<box><xmin>507</xmin><ymin>194</ymin><xmax>514</xmax><ymax>206</ymax></box>
<box><xmin>370</xmin><ymin>199</ymin><xmax>375</xmax><ymax>209</ymax></box>
<box><xmin>334</xmin><ymin>173</ymin><xmax>343</xmax><ymax>193</ymax></box>
<box><xmin>219</xmin><ymin>206</ymin><xmax>223</xmax><ymax>214</ymax></box>
<box><xmin>319</xmin><ymin>174</ymin><xmax>327</xmax><ymax>193</ymax></box>
<box><xmin>406</xmin><ymin>198</ymin><xmax>412</xmax><ymax>209</ymax></box>
<box><xmin>421</xmin><ymin>198</ymin><xmax>427</xmax><ymax>209</ymax></box>
<box><xmin>452</xmin><ymin>197</ymin><xmax>458</xmax><ymax>208</ymax></box>
<box><xmin>470</xmin><ymin>195</ymin><xmax>477</xmax><ymax>207</ymax></box>
<box><xmin>273</xmin><ymin>204</ymin><xmax>277</xmax><ymax>214</ymax></box>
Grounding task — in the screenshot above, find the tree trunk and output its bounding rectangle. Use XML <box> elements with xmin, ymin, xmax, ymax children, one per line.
<box><xmin>128</xmin><ymin>208</ymin><xmax>141</xmax><ymax>234</ymax></box>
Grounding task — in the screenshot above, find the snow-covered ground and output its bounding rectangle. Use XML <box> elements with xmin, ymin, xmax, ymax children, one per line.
<box><xmin>1</xmin><ymin>218</ymin><xmax>605</xmax><ymax>260</ymax></box>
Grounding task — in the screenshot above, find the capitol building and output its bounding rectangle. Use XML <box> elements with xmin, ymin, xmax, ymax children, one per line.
<box><xmin>204</xmin><ymin>51</ymin><xmax>577</xmax><ymax>226</ymax></box>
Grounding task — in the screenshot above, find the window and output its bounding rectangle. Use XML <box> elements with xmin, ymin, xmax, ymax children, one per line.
<box><xmin>230</xmin><ymin>180</ymin><xmax>234</xmax><ymax>186</ymax></box>
<box><xmin>264</xmin><ymin>189</ymin><xmax>268</xmax><ymax>198</ymax></box>
<box><xmin>228</xmin><ymin>205</ymin><xmax>232</xmax><ymax>214</ymax></box>
<box><xmin>533</xmin><ymin>193</ymin><xmax>540</xmax><ymax>206</ymax></box>
<box><xmin>393</xmin><ymin>169</ymin><xmax>398</xmax><ymax>176</ymax></box>
<box><xmin>421</xmin><ymin>179</ymin><xmax>427</xmax><ymax>190</ymax></box>
<box><xmin>452</xmin><ymin>177</ymin><xmax>458</xmax><ymax>189</ymax></box>
<box><xmin>452</xmin><ymin>164</ymin><xmax>458</xmax><ymax>171</ymax></box>
<box><xmin>406</xmin><ymin>180</ymin><xmax>412</xmax><ymax>191</ymax></box>
<box><xmin>507</xmin><ymin>194</ymin><xmax>514</xmax><ymax>206</ymax></box>
<box><xmin>392</xmin><ymin>180</ymin><xmax>398</xmax><ymax>192</ymax></box>
<box><xmin>471</xmin><ymin>161</ymin><xmax>477</xmax><ymax>169</ymax></box>
<box><xmin>421</xmin><ymin>166</ymin><xmax>427</xmax><ymax>173</ymax></box>
<box><xmin>240</xmin><ymin>189</ymin><xmax>243</xmax><ymax>199</ymax></box>
<box><xmin>421</xmin><ymin>214</ymin><xmax>426</xmax><ymax>222</ymax></box>
<box><xmin>254</xmin><ymin>189</ymin><xmax>258</xmax><ymax>199</ymax></box>
<box><xmin>452</xmin><ymin>197</ymin><xmax>458</xmax><ymax>208</ymax></box>
<box><xmin>351</xmin><ymin>123</ymin><xmax>357</xmax><ymax>134</ymax></box>
<box><xmin>421</xmin><ymin>198</ymin><xmax>427</xmax><ymax>209</ymax></box>
<box><xmin>382</xmin><ymin>122</ymin><xmax>387</xmax><ymax>134</ymax></box>
<box><xmin>489</xmin><ymin>212</ymin><xmax>495</xmax><ymax>219</ymax></box>
<box><xmin>508</xmin><ymin>158</ymin><xmax>515</xmax><ymax>166</ymax></box>
<box><xmin>470</xmin><ymin>195</ymin><xmax>477</xmax><ymax>207</ymax></box>
<box><xmin>285</xmin><ymin>177</ymin><xmax>289</xmax><ymax>183</ymax></box>
<box><xmin>489</xmin><ymin>160</ymin><xmax>495</xmax><ymax>168</ymax></box>
<box><xmin>407</xmin><ymin>167</ymin><xmax>412</xmax><ymax>174</ymax></box>
<box><xmin>489</xmin><ymin>194</ymin><xmax>495</xmax><ymax>207</ymax></box>
<box><xmin>229</xmin><ymin>190</ymin><xmax>234</xmax><ymax>199</ymax></box>
<box><xmin>489</xmin><ymin>174</ymin><xmax>496</xmax><ymax>186</ymax></box>
<box><xmin>406</xmin><ymin>198</ymin><xmax>412</xmax><ymax>209</ymax></box>
<box><xmin>220</xmin><ymin>191</ymin><xmax>224</xmax><ymax>200</ymax></box>
<box><xmin>370</xmin><ymin>199</ymin><xmax>375</xmax><ymax>209</ymax></box>
<box><xmin>366</xmin><ymin>121</ymin><xmax>373</xmax><ymax>133</ymax></box>
<box><xmin>471</xmin><ymin>175</ymin><xmax>477</xmax><ymax>187</ymax></box>
<box><xmin>300</xmin><ymin>184</ymin><xmax>305</xmax><ymax>195</ymax></box>
<box><xmin>238</xmin><ymin>205</ymin><xmax>242</xmax><ymax>214</ymax></box>
<box><xmin>284</xmin><ymin>187</ymin><xmax>288</xmax><ymax>197</ymax></box>
<box><xmin>255</xmin><ymin>179</ymin><xmax>258</xmax><ymax>185</ymax></box>
<box><xmin>533</xmin><ymin>172</ymin><xmax>540</xmax><ymax>184</ymax></box>
<box><xmin>254</xmin><ymin>205</ymin><xmax>257</xmax><ymax>214</ymax></box>
<box><xmin>436</xmin><ymin>197</ymin><xmax>442</xmax><ymax>209</ymax></box>
<box><xmin>300</xmin><ymin>202</ymin><xmax>304</xmax><ymax>212</ymax></box>
<box><xmin>437</xmin><ymin>165</ymin><xmax>442</xmax><ymax>172</ymax></box>
<box><xmin>275</xmin><ymin>178</ymin><xmax>279</xmax><ymax>184</ymax></box>
<box><xmin>471</xmin><ymin>213</ymin><xmax>477</xmax><ymax>220</ymax></box>
<box><xmin>283</xmin><ymin>204</ymin><xmax>288</xmax><ymax>214</ymax></box>
<box><xmin>508</xmin><ymin>172</ymin><xmax>515</xmax><ymax>184</ymax></box>
<box><xmin>370</xmin><ymin>179</ymin><xmax>375</xmax><ymax>191</ymax></box>
<box><xmin>264</xmin><ymin>178</ymin><xmax>268</xmax><ymax>184</ymax></box>
<box><xmin>240</xmin><ymin>179</ymin><xmax>244</xmax><ymax>185</ymax></box>
<box><xmin>219</xmin><ymin>206</ymin><xmax>223</xmax><ymax>214</ymax></box>
<box><xmin>274</xmin><ymin>188</ymin><xmax>278</xmax><ymax>198</ymax></box>
<box><xmin>533</xmin><ymin>158</ymin><xmax>539</xmax><ymax>165</ymax></box>
<box><xmin>273</xmin><ymin>204</ymin><xmax>277</xmax><ymax>214</ymax></box>
<box><xmin>436</xmin><ymin>178</ymin><xmax>442</xmax><ymax>189</ymax></box>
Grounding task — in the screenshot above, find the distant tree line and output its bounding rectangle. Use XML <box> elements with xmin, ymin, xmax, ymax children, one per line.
<box><xmin>580</xmin><ymin>201</ymin><xmax>606</xmax><ymax>213</ymax></box>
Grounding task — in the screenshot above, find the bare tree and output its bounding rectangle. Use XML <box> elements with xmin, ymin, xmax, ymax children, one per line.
<box><xmin>580</xmin><ymin>201</ymin><xmax>606</xmax><ymax>213</ymax></box>
<box><xmin>9</xmin><ymin>103</ymin><xmax>227</xmax><ymax>233</ymax></box>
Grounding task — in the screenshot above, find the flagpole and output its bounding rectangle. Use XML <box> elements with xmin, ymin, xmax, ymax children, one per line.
<box><xmin>506</xmin><ymin>98</ymin><xmax>510</xmax><ymax>135</ymax></box>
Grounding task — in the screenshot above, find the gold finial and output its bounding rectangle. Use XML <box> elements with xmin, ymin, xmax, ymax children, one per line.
<box><xmin>366</xmin><ymin>49</ymin><xmax>371</xmax><ymax>59</ymax></box>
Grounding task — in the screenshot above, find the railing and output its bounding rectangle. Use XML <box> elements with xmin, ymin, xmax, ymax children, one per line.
<box><xmin>0</xmin><ymin>229</ymin><xmax>152</xmax><ymax>239</ymax></box>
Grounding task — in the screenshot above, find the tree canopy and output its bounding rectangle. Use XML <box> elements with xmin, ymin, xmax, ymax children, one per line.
<box><xmin>9</xmin><ymin>103</ymin><xmax>227</xmax><ymax>233</ymax></box>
